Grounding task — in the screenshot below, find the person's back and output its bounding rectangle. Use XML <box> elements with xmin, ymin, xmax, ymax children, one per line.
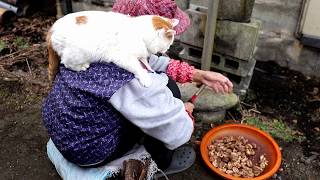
<box><xmin>42</xmin><ymin>59</ymin><xmax>195</xmax><ymax>168</ymax></box>
<box><xmin>43</xmin><ymin>62</ymin><xmax>135</xmax><ymax>166</ymax></box>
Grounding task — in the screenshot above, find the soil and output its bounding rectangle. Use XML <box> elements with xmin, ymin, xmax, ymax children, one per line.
<box><xmin>1</xmin><ymin>14</ymin><xmax>319</xmax><ymax>180</ymax></box>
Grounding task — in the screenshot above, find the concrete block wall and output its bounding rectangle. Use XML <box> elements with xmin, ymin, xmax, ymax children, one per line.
<box><xmin>180</xmin><ymin>5</ymin><xmax>261</xmax><ymax>61</ymax></box>
<box><xmin>189</xmin><ymin>0</ymin><xmax>255</xmax><ymax>22</ymax></box>
<box><xmin>179</xmin><ymin>44</ymin><xmax>256</xmax><ymax>95</ymax></box>
<box><xmin>191</xmin><ymin>0</ymin><xmax>320</xmax><ymax>78</ymax></box>
<box><xmin>69</xmin><ymin>0</ymin><xmax>113</xmax><ymax>12</ymax></box>
<box><xmin>178</xmin><ymin>4</ymin><xmax>260</xmax><ymax>95</ymax></box>
<box><xmin>217</xmin><ymin>0</ymin><xmax>255</xmax><ymax>22</ymax></box>
<box><xmin>180</xmin><ymin>44</ymin><xmax>257</xmax><ymax>77</ymax></box>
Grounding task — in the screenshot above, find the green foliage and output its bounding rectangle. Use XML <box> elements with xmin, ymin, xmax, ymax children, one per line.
<box><xmin>0</xmin><ymin>40</ymin><xmax>5</xmax><ymax>52</ymax></box>
<box><xmin>13</xmin><ymin>37</ymin><xmax>30</xmax><ymax>49</ymax></box>
<box><xmin>244</xmin><ymin>117</ymin><xmax>306</xmax><ymax>143</ymax></box>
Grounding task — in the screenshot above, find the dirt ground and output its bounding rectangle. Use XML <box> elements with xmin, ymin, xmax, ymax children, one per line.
<box><xmin>1</xmin><ymin>14</ymin><xmax>320</xmax><ymax>180</ymax></box>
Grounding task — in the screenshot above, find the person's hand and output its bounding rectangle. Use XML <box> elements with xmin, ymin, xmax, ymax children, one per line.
<box><xmin>184</xmin><ymin>102</ymin><xmax>195</xmax><ymax>125</ymax></box>
<box><xmin>192</xmin><ymin>69</ymin><xmax>233</xmax><ymax>93</ymax></box>
<box><xmin>184</xmin><ymin>102</ymin><xmax>195</xmax><ymax>113</ymax></box>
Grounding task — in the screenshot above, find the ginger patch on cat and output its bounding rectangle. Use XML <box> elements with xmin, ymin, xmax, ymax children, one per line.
<box><xmin>152</xmin><ymin>16</ymin><xmax>173</xmax><ymax>30</ymax></box>
<box><xmin>152</xmin><ymin>16</ymin><xmax>176</xmax><ymax>39</ymax></box>
<box><xmin>75</xmin><ymin>16</ymin><xmax>88</xmax><ymax>25</ymax></box>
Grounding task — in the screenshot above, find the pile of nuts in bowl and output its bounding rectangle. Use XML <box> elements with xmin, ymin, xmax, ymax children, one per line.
<box><xmin>208</xmin><ymin>136</ymin><xmax>268</xmax><ymax>178</ymax></box>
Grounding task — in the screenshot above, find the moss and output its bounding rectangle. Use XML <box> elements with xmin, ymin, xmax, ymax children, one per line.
<box><xmin>0</xmin><ymin>40</ymin><xmax>5</xmax><ymax>52</ymax></box>
<box><xmin>244</xmin><ymin>117</ymin><xmax>306</xmax><ymax>143</ymax></box>
<box><xmin>13</xmin><ymin>37</ymin><xmax>30</xmax><ymax>50</ymax></box>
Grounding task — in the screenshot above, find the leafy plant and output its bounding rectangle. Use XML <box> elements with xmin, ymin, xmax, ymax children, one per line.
<box><xmin>244</xmin><ymin>117</ymin><xmax>306</xmax><ymax>143</ymax></box>
<box><xmin>0</xmin><ymin>40</ymin><xmax>5</xmax><ymax>52</ymax></box>
<box><xmin>13</xmin><ymin>37</ymin><xmax>30</xmax><ymax>49</ymax></box>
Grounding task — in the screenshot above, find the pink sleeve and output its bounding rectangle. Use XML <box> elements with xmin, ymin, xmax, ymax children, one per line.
<box><xmin>166</xmin><ymin>59</ymin><xmax>195</xmax><ymax>83</ymax></box>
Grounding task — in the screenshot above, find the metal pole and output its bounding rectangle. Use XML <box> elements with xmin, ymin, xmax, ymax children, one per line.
<box><xmin>201</xmin><ymin>0</ymin><xmax>220</xmax><ymax>71</ymax></box>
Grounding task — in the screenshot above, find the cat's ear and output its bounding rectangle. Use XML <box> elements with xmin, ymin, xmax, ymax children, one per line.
<box><xmin>157</xmin><ymin>28</ymin><xmax>166</xmax><ymax>37</ymax></box>
<box><xmin>170</xmin><ymin>19</ymin><xmax>179</xmax><ymax>27</ymax></box>
<box><xmin>165</xmin><ymin>29</ymin><xmax>176</xmax><ymax>39</ymax></box>
<box><xmin>157</xmin><ymin>29</ymin><xmax>176</xmax><ymax>39</ymax></box>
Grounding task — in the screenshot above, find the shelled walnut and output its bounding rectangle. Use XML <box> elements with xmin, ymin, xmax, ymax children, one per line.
<box><xmin>207</xmin><ymin>136</ymin><xmax>268</xmax><ymax>178</ymax></box>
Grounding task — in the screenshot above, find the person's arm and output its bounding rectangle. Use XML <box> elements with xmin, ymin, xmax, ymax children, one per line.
<box><xmin>192</xmin><ymin>69</ymin><xmax>233</xmax><ymax>93</ymax></box>
<box><xmin>148</xmin><ymin>54</ymin><xmax>171</xmax><ymax>72</ymax></box>
<box><xmin>148</xmin><ymin>54</ymin><xmax>194</xmax><ymax>83</ymax></box>
<box><xmin>148</xmin><ymin>55</ymin><xmax>233</xmax><ymax>93</ymax></box>
<box><xmin>166</xmin><ymin>60</ymin><xmax>233</xmax><ymax>93</ymax></box>
<box><xmin>108</xmin><ymin>73</ymin><xmax>194</xmax><ymax>150</ymax></box>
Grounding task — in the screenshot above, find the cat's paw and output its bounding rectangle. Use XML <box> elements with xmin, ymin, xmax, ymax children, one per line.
<box><xmin>136</xmin><ymin>75</ymin><xmax>152</xmax><ymax>87</ymax></box>
<box><xmin>80</xmin><ymin>63</ymin><xmax>90</xmax><ymax>71</ymax></box>
<box><xmin>71</xmin><ymin>63</ymin><xmax>90</xmax><ymax>71</ymax></box>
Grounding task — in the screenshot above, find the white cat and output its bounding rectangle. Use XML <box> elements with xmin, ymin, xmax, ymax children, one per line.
<box><xmin>46</xmin><ymin>11</ymin><xmax>178</xmax><ymax>87</ymax></box>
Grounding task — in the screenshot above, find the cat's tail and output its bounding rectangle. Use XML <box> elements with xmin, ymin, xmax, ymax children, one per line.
<box><xmin>46</xmin><ymin>30</ymin><xmax>60</xmax><ymax>82</ymax></box>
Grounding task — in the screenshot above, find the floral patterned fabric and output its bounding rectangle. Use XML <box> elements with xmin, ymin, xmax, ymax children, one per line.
<box><xmin>42</xmin><ymin>63</ymin><xmax>134</xmax><ymax>165</ymax></box>
<box><xmin>166</xmin><ymin>59</ymin><xmax>195</xmax><ymax>83</ymax></box>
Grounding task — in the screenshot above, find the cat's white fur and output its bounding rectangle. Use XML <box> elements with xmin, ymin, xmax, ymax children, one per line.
<box><xmin>48</xmin><ymin>11</ymin><xmax>178</xmax><ymax>87</ymax></box>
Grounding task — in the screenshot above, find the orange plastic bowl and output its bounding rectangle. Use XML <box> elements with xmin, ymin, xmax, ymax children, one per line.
<box><xmin>200</xmin><ymin>124</ymin><xmax>282</xmax><ymax>180</ymax></box>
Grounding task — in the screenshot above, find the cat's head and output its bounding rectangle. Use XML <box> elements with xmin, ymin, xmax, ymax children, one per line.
<box><xmin>147</xmin><ymin>16</ymin><xmax>179</xmax><ymax>54</ymax></box>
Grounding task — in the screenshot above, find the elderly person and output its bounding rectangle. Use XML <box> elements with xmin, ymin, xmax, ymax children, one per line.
<box><xmin>43</xmin><ymin>0</ymin><xmax>233</xmax><ymax>177</ymax></box>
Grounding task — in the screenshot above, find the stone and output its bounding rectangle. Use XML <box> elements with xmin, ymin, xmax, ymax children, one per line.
<box><xmin>215</xmin><ymin>20</ymin><xmax>261</xmax><ymax>61</ymax></box>
<box><xmin>252</xmin><ymin>0</ymin><xmax>302</xmax><ymax>33</ymax></box>
<box><xmin>71</xmin><ymin>0</ymin><xmax>113</xmax><ymax>12</ymax></box>
<box><xmin>190</xmin><ymin>0</ymin><xmax>255</xmax><ymax>22</ymax></box>
<box><xmin>217</xmin><ymin>0</ymin><xmax>255</xmax><ymax>22</ymax></box>
<box><xmin>178</xmin><ymin>83</ymin><xmax>239</xmax><ymax>123</ymax></box>
<box><xmin>190</xmin><ymin>0</ymin><xmax>208</xmax><ymax>7</ymax></box>
<box><xmin>194</xmin><ymin>110</ymin><xmax>226</xmax><ymax>123</ymax></box>
<box><xmin>175</xmin><ymin>0</ymin><xmax>190</xmax><ymax>10</ymax></box>
<box><xmin>178</xmin><ymin>83</ymin><xmax>239</xmax><ymax>111</ymax></box>
<box><xmin>180</xmin><ymin>6</ymin><xmax>261</xmax><ymax>61</ymax></box>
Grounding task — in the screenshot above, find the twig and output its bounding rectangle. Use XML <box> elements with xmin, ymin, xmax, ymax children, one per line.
<box><xmin>0</xmin><ymin>43</ymin><xmax>46</xmax><ymax>63</ymax></box>
<box><xmin>240</xmin><ymin>101</ymin><xmax>253</xmax><ymax>107</ymax></box>
<box><xmin>309</xmin><ymin>98</ymin><xmax>320</xmax><ymax>102</ymax></box>
<box><xmin>25</xmin><ymin>58</ymin><xmax>32</xmax><ymax>75</ymax></box>
<box><xmin>0</xmin><ymin>49</ymin><xmax>27</xmax><ymax>61</ymax></box>
<box><xmin>0</xmin><ymin>49</ymin><xmax>36</xmax><ymax>63</ymax></box>
<box><xmin>227</xmin><ymin>111</ymin><xmax>236</xmax><ymax>121</ymax></box>
<box><xmin>0</xmin><ymin>69</ymin><xmax>21</xmax><ymax>81</ymax></box>
<box><xmin>248</xmin><ymin>108</ymin><xmax>261</xmax><ymax>114</ymax></box>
